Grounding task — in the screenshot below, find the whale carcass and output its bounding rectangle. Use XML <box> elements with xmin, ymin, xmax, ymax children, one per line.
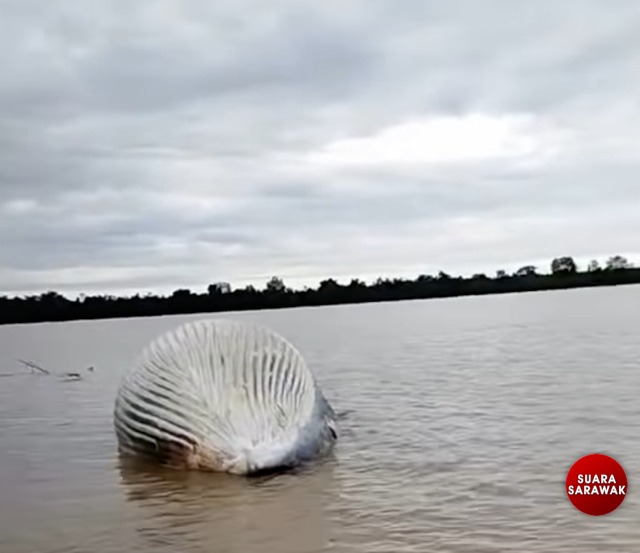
<box><xmin>113</xmin><ymin>319</ymin><xmax>337</xmax><ymax>475</ymax></box>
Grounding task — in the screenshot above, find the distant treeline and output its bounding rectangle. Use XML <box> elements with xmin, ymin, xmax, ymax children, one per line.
<box><xmin>1</xmin><ymin>255</ymin><xmax>639</xmax><ymax>325</ymax></box>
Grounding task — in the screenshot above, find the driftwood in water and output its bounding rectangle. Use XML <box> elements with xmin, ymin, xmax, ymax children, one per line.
<box><xmin>18</xmin><ymin>359</ymin><xmax>50</xmax><ymax>375</ymax></box>
<box><xmin>13</xmin><ymin>359</ymin><xmax>94</xmax><ymax>381</ymax></box>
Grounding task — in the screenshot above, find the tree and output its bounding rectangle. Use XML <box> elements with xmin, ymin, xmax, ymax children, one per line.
<box><xmin>208</xmin><ymin>282</ymin><xmax>231</xmax><ymax>295</ymax></box>
<box><xmin>241</xmin><ymin>284</ymin><xmax>257</xmax><ymax>294</ymax></box>
<box><xmin>551</xmin><ymin>256</ymin><xmax>577</xmax><ymax>274</ymax></box>
<box><xmin>171</xmin><ymin>288</ymin><xmax>193</xmax><ymax>299</ymax></box>
<box><xmin>4</xmin><ymin>251</ymin><xmax>640</xmax><ymax>326</ymax></box>
<box><xmin>587</xmin><ymin>259</ymin><xmax>601</xmax><ymax>272</ymax></box>
<box><xmin>318</xmin><ymin>278</ymin><xmax>340</xmax><ymax>292</ymax></box>
<box><xmin>515</xmin><ymin>265</ymin><xmax>537</xmax><ymax>277</ymax></box>
<box><xmin>265</xmin><ymin>276</ymin><xmax>286</xmax><ymax>293</ymax></box>
<box><xmin>605</xmin><ymin>255</ymin><xmax>632</xmax><ymax>270</ymax></box>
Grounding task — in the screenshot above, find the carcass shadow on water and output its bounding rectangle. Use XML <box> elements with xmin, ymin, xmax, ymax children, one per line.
<box><xmin>116</xmin><ymin>451</ymin><xmax>342</xmax><ymax>553</ymax></box>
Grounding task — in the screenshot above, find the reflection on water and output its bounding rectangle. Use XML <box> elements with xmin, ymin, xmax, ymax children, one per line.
<box><xmin>118</xmin><ymin>454</ymin><xmax>341</xmax><ymax>553</ymax></box>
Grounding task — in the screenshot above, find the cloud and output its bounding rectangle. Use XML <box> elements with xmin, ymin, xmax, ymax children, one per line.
<box><xmin>0</xmin><ymin>0</ymin><xmax>639</xmax><ymax>297</ymax></box>
<box><xmin>306</xmin><ymin>113</ymin><xmax>564</xmax><ymax>167</ymax></box>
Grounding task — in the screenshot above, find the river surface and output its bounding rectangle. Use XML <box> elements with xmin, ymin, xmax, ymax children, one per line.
<box><xmin>1</xmin><ymin>285</ymin><xmax>639</xmax><ymax>553</ymax></box>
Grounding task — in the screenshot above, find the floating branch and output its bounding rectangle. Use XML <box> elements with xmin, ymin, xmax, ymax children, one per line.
<box><xmin>13</xmin><ymin>360</ymin><xmax>94</xmax><ymax>381</ymax></box>
<box><xmin>18</xmin><ymin>359</ymin><xmax>50</xmax><ymax>375</ymax></box>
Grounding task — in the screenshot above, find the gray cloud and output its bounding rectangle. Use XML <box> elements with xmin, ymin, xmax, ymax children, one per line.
<box><xmin>1</xmin><ymin>0</ymin><xmax>639</xmax><ymax>296</ymax></box>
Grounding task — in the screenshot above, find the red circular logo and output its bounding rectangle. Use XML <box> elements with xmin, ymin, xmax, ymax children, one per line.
<box><xmin>566</xmin><ymin>453</ymin><xmax>628</xmax><ymax>516</ymax></box>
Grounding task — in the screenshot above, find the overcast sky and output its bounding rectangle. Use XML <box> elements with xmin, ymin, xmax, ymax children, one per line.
<box><xmin>1</xmin><ymin>0</ymin><xmax>639</xmax><ymax>297</ymax></box>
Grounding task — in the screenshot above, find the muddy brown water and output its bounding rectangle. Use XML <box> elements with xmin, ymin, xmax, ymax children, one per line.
<box><xmin>1</xmin><ymin>285</ymin><xmax>639</xmax><ymax>552</ymax></box>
